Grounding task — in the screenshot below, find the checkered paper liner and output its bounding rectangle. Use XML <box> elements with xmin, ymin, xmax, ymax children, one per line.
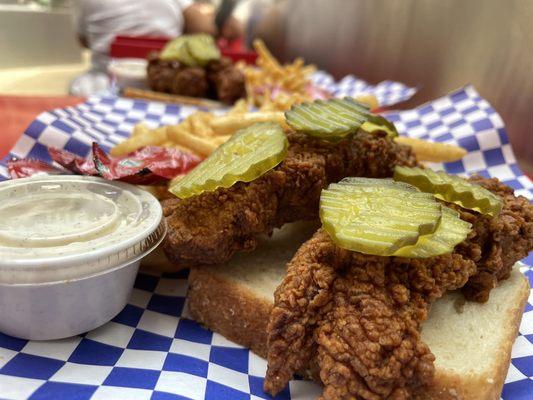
<box><xmin>311</xmin><ymin>71</ymin><xmax>417</xmax><ymax>107</ymax></box>
<box><xmin>0</xmin><ymin>80</ymin><xmax>532</xmax><ymax>400</ymax></box>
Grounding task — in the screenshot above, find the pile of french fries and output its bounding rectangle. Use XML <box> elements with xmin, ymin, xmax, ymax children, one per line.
<box><xmin>110</xmin><ymin>99</ymin><xmax>288</xmax><ymax>158</ymax></box>
<box><xmin>239</xmin><ymin>39</ymin><xmax>317</xmax><ymax>111</ymax></box>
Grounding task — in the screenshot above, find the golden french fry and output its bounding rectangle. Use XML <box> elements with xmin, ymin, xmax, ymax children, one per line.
<box><xmin>211</xmin><ymin>135</ymin><xmax>231</xmax><ymax>145</ymax></box>
<box><xmin>228</xmin><ymin>99</ymin><xmax>249</xmax><ymax>115</ymax></box>
<box><xmin>132</xmin><ymin>123</ymin><xmax>150</xmax><ymax>137</ymax></box>
<box><xmin>109</xmin><ymin>141</ymin><xmax>136</xmax><ymax>157</ymax></box>
<box><xmin>189</xmin><ymin>113</ymin><xmax>214</xmax><ymax>137</ymax></box>
<box><xmin>110</xmin><ymin>126</ymin><xmax>167</xmax><ymax>156</ymax></box>
<box><xmin>162</xmin><ymin>140</ymin><xmax>194</xmax><ymax>155</ymax></box>
<box><xmin>167</xmin><ymin>125</ymin><xmax>217</xmax><ymax>156</ymax></box>
<box><xmin>244</xmin><ymin>40</ymin><xmax>316</xmax><ymax>109</ymax></box>
<box><xmin>355</xmin><ymin>94</ymin><xmax>379</xmax><ymax>110</ymax></box>
<box><xmin>395</xmin><ymin>136</ymin><xmax>467</xmax><ymax>163</ymax></box>
<box><xmin>180</xmin><ymin>118</ymin><xmax>193</xmax><ymax>132</ymax></box>
<box><xmin>210</xmin><ymin>112</ymin><xmax>287</xmax><ymax>135</ymax></box>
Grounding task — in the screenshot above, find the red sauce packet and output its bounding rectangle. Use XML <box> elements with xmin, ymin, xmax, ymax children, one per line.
<box><xmin>48</xmin><ymin>147</ymin><xmax>97</xmax><ymax>175</ymax></box>
<box><xmin>90</xmin><ymin>143</ymin><xmax>201</xmax><ymax>185</ymax></box>
<box><xmin>8</xmin><ymin>159</ymin><xmax>68</xmax><ymax>179</ymax></box>
<box><xmin>8</xmin><ymin>143</ymin><xmax>202</xmax><ymax>185</ymax></box>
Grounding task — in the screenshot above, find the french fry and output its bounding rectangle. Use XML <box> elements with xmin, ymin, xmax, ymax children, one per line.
<box><xmin>167</xmin><ymin>125</ymin><xmax>217</xmax><ymax>156</ymax></box>
<box><xmin>210</xmin><ymin>112</ymin><xmax>286</xmax><ymax>135</ymax></box>
<box><xmin>111</xmin><ymin>97</ymin><xmax>261</xmax><ymax>158</ymax></box>
<box><xmin>189</xmin><ymin>112</ymin><xmax>214</xmax><ymax>137</ymax></box>
<box><xmin>132</xmin><ymin>123</ymin><xmax>150</xmax><ymax>137</ymax></box>
<box><xmin>355</xmin><ymin>94</ymin><xmax>379</xmax><ymax>110</ymax></box>
<box><xmin>211</xmin><ymin>135</ymin><xmax>232</xmax><ymax>145</ymax></box>
<box><xmin>242</xmin><ymin>40</ymin><xmax>316</xmax><ymax>110</ymax></box>
<box><xmin>395</xmin><ymin>136</ymin><xmax>467</xmax><ymax>163</ymax></box>
<box><xmin>228</xmin><ymin>99</ymin><xmax>249</xmax><ymax>115</ymax></box>
<box><xmin>110</xmin><ymin>126</ymin><xmax>168</xmax><ymax>156</ymax></box>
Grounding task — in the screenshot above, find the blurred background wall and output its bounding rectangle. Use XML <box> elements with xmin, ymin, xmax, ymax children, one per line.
<box><xmin>254</xmin><ymin>0</ymin><xmax>533</xmax><ymax>170</ymax></box>
<box><xmin>0</xmin><ymin>0</ymin><xmax>80</xmax><ymax>68</ymax></box>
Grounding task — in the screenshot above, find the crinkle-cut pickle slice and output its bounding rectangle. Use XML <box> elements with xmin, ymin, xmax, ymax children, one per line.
<box><xmin>160</xmin><ymin>37</ymin><xmax>196</xmax><ymax>66</ymax></box>
<box><xmin>360</xmin><ymin>115</ymin><xmax>398</xmax><ymax>138</ymax></box>
<box><xmin>187</xmin><ymin>34</ymin><xmax>220</xmax><ymax>66</ymax></box>
<box><xmin>169</xmin><ymin>122</ymin><xmax>288</xmax><ymax>199</ymax></box>
<box><xmin>285</xmin><ymin>97</ymin><xmax>398</xmax><ymax>142</ymax></box>
<box><xmin>319</xmin><ymin>178</ymin><xmax>442</xmax><ymax>256</ymax></box>
<box><xmin>393</xmin><ymin>206</ymin><xmax>472</xmax><ymax>258</ymax></box>
<box><xmin>393</xmin><ymin>166</ymin><xmax>502</xmax><ymax>216</ymax></box>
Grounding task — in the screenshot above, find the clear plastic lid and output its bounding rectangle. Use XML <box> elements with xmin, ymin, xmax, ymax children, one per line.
<box><xmin>0</xmin><ymin>176</ymin><xmax>165</xmax><ymax>284</ymax></box>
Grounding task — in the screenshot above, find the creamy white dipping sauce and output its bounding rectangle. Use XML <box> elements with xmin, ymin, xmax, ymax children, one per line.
<box><xmin>0</xmin><ymin>176</ymin><xmax>164</xmax><ymax>284</ymax></box>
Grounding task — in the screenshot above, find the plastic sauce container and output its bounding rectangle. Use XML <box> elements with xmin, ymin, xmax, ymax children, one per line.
<box><xmin>0</xmin><ymin>176</ymin><xmax>166</xmax><ymax>340</ymax></box>
<box><xmin>108</xmin><ymin>58</ymin><xmax>148</xmax><ymax>90</ymax></box>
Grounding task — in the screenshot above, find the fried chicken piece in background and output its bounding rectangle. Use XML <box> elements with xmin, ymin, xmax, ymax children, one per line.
<box><xmin>264</xmin><ymin>177</ymin><xmax>533</xmax><ymax>399</ymax></box>
<box><xmin>162</xmin><ymin>131</ymin><xmax>417</xmax><ymax>268</ymax></box>
<box><xmin>146</xmin><ymin>52</ymin><xmax>245</xmax><ymax>103</ymax></box>
<box><xmin>206</xmin><ymin>58</ymin><xmax>246</xmax><ymax>104</ymax></box>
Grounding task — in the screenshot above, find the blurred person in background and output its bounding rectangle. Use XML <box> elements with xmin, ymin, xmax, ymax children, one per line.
<box><xmin>71</xmin><ymin>0</ymin><xmax>243</xmax><ymax>96</ymax></box>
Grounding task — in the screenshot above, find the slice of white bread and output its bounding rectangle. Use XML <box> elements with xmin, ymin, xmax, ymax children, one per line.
<box><xmin>186</xmin><ymin>221</ymin><xmax>530</xmax><ymax>400</ymax></box>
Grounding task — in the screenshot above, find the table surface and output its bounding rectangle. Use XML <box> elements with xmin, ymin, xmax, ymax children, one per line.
<box><xmin>0</xmin><ymin>95</ymin><xmax>84</xmax><ymax>159</ymax></box>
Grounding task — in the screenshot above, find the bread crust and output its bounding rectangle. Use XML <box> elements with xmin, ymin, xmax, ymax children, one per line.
<box><xmin>188</xmin><ymin>266</ymin><xmax>530</xmax><ymax>400</ymax></box>
<box><xmin>414</xmin><ymin>275</ymin><xmax>530</xmax><ymax>400</ymax></box>
<box><xmin>188</xmin><ymin>268</ymin><xmax>271</xmax><ymax>358</ymax></box>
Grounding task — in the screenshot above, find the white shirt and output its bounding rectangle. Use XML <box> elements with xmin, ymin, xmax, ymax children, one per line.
<box><xmin>75</xmin><ymin>0</ymin><xmax>193</xmax><ymax>70</ymax></box>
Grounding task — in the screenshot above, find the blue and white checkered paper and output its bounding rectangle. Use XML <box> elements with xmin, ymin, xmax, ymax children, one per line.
<box><xmin>0</xmin><ymin>80</ymin><xmax>532</xmax><ymax>400</ymax></box>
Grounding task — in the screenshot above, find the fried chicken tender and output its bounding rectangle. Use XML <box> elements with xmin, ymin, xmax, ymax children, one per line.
<box><xmin>265</xmin><ymin>178</ymin><xmax>533</xmax><ymax>400</ymax></box>
<box><xmin>455</xmin><ymin>177</ymin><xmax>533</xmax><ymax>302</ymax></box>
<box><xmin>162</xmin><ymin>131</ymin><xmax>417</xmax><ymax>268</ymax></box>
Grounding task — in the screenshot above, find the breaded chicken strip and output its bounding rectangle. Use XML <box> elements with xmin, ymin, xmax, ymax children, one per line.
<box><xmin>162</xmin><ymin>131</ymin><xmax>417</xmax><ymax>268</ymax></box>
<box><xmin>265</xmin><ymin>177</ymin><xmax>533</xmax><ymax>400</ymax></box>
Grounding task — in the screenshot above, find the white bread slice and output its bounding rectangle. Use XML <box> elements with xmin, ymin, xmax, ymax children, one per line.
<box><xmin>186</xmin><ymin>221</ymin><xmax>530</xmax><ymax>400</ymax></box>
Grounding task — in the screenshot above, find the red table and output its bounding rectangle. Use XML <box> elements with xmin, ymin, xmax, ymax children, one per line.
<box><xmin>0</xmin><ymin>95</ymin><xmax>84</xmax><ymax>158</ymax></box>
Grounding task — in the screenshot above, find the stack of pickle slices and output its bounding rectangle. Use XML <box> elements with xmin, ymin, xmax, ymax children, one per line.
<box><xmin>320</xmin><ymin>176</ymin><xmax>472</xmax><ymax>258</ymax></box>
<box><xmin>160</xmin><ymin>34</ymin><xmax>221</xmax><ymax>67</ymax></box>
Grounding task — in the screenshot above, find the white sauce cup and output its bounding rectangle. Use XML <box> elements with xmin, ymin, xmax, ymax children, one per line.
<box><xmin>108</xmin><ymin>58</ymin><xmax>148</xmax><ymax>90</ymax></box>
<box><xmin>0</xmin><ymin>176</ymin><xmax>166</xmax><ymax>340</ymax></box>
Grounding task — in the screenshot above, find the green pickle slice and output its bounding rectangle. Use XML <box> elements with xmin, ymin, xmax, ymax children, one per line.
<box><xmin>187</xmin><ymin>34</ymin><xmax>221</xmax><ymax>66</ymax></box>
<box><xmin>393</xmin><ymin>206</ymin><xmax>472</xmax><ymax>258</ymax></box>
<box><xmin>360</xmin><ymin>115</ymin><xmax>398</xmax><ymax>138</ymax></box>
<box><xmin>160</xmin><ymin>34</ymin><xmax>221</xmax><ymax>67</ymax></box>
<box><xmin>160</xmin><ymin>37</ymin><xmax>196</xmax><ymax>66</ymax></box>
<box><xmin>319</xmin><ymin>178</ymin><xmax>442</xmax><ymax>256</ymax></box>
<box><xmin>285</xmin><ymin>98</ymin><xmax>398</xmax><ymax>142</ymax></box>
<box><xmin>393</xmin><ymin>166</ymin><xmax>502</xmax><ymax>216</ymax></box>
<box><xmin>169</xmin><ymin>122</ymin><xmax>288</xmax><ymax>199</ymax></box>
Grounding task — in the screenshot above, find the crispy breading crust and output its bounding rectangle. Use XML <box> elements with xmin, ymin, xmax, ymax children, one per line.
<box><xmin>265</xmin><ymin>230</ymin><xmax>476</xmax><ymax>400</ymax></box>
<box><xmin>455</xmin><ymin>177</ymin><xmax>533</xmax><ymax>302</ymax></box>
